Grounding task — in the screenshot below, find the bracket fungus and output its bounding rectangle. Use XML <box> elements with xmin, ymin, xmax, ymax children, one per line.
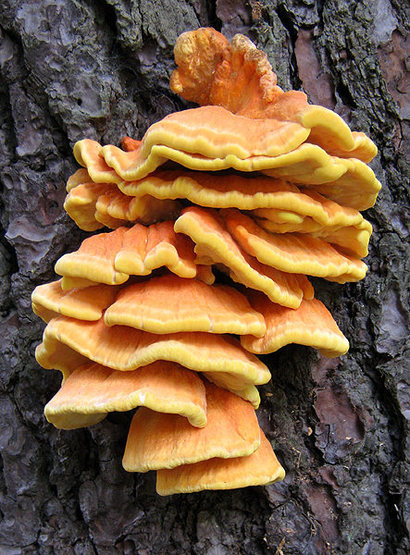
<box><xmin>32</xmin><ymin>27</ymin><xmax>380</xmax><ymax>496</ymax></box>
<box><xmin>122</xmin><ymin>382</ymin><xmax>260</xmax><ymax>472</ymax></box>
<box><xmin>45</xmin><ymin>361</ymin><xmax>208</xmax><ymax>429</ymax></box>
<box><xmin>103</xmin><ymin>274</ymin><xmax>266</xmax><ymax>337</ymax></box>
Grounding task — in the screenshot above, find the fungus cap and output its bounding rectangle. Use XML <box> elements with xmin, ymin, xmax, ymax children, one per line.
<box><xmin>35</xmin><ymin>315</ymin><xmax>271</xmax><ymax>389</ymax></box>
<box><xmin>174</xmin><ymin>206</ymin><xmax>314</xmax><ymax>308</ymax></box>
<box><xmin>73</xmin><ymin>139</ymin><xmax>121</xmax><ymax>184</ymax></box>
<box><xmin>32</xmin><ymin>280</ymin><xmax>119</xmax><ymax>322</ymax></box>
<box><xmin>60</xmin><ymin>276</ymin><xmax>101</xmax><ymax>291</ymax></box>
<box><xmin>123</xmin><ymin>382</ymin><xmax>260</xmax><ymax>472</ymax></box>
<box><xmin>156</xmin><ymin>430</ymin><xmax>285</xmax><ymax>495</ymax></box>
<box><xmin>256</xmin><ymin>216</ymin><xmax>371</xmax><ymax>259</ymax></box>
<box><xmin>66</xmin><ymin>168</ymin><xmax>92</xmax><ymax>192</ymax></box>
<box><xmin>55</xmin><ymin>221</ymin><xmax>203</xmax><ymax>287</ymax></box>
<box><xmin>170</xmin><ymin>28</ymin><xmax>377</xmax><ymax>163</ymax></box>
<box><xmin>241</xmin><ymin>292</ymin><xmax>349</xmax><ymax>357</ymax></box>
<box><xmin>222</xmin><ymin>209</ymin><xmax>367</xmax><ymax>282</ymax></box>
<box><xmin>305</xmin><ymin>158</ymin><xmax>381</xmax><ymax>211</ymax></box>
<box><xmin>45</xmin><ymin>361</ymin><xmax>207</xmax><ymax>429</ymax></box>
<box><xmin>114</xmin><ymin>220</ymin><xmax>197</xmax><ymax>279</ymax></box>
<box><xmin>104</xmin><ymin>274</ymin><xmax>266</xmax><ymax>337</ymax></box>
<box><xmin>64</xmin><ymin>180</ymin><xmax>116</xmax><ymax>231</ymax></box>
<box><xmin>35</xmin><ymin>339</ymin><xmax>260</xmax><ymax>408</ymax></box>
<box><xmin>98</xmin><ymin>137</ymin><xmax>351</xmax><ymax>187</ymax></box>
<box><xmin>55</xmin><ymin>227</ymin><xmax>129</xmax><ymax>285</ymax></box>
<box><xmin>74</xmin><ymin>135</ymin><xmax>378</xmax><ymax>208</ymax></box>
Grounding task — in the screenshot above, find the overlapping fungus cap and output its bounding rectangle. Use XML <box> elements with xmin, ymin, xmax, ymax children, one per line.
<box><xmin>72</xmin><ymin>139</ymin><xmax>121</xmax><ymax>184</ymax></box>
<box><xmin>55</xmin><ymin>226</ymin><xmax>129</xmax><ymax>286</ymax></box>
<box><xmin>44</xmin><ymin>361</ymin><xmax>207</xmax><ymax>429</ymax></box>
<box><xmin>73</xmin><ymin>129</ymin><xmax>380</xmax><ymax>210</ymax></box>
<box><xmin>104</xmin><ymin>274</ymin><xmax>266</xmax><ymax>337</ymax></box>
<box><xmin>117</xmin><ymin>171</ymin><xmax>371</xmax><ymax>232</ymax></box>
<box><xmin>65</xmin><ymin>170</ymin><xmax>372</xmax><ymax>257</ymax></box>
<box><xmin>64</xmin><ymin>168</ymin><xmax>182</xmax><ymax>231</ymax></box>
<box><xmin>241</xmin><ymin>292</ymin><xmax>349</xmax><ymax>357</ymax></box>
<box><xmin>54</xmin><ymin>221</ymin><xmax>201</xmax><ymax>287</ymax></box>
<box><xmin>123</xmin><ymin>382</ymin><xmax>260</xmax><ymax>472</ymax></box>
<box><xmin>174</xmin><ymin>206</ymin><xmax>314</xmax><ymax>308</ymax></box>
<box><xmin>96</xmin><ymin>105</ymin><xmax>314</xmax><ymax>179</ymax></box>
<box><xmin>35</xmin><ymin>315</ymin><xmax>270</xmax><ymax>405</ymax></box>
<box><xmin>31</xmin><ymin>280</ymin><xmax>119</xmax><ymax>322</ymax></box>
<box><xmin>171</xmin><ymin>28</ymin><xmax>377</xmax><ymax>162</ymax></box>
<box><xmin>221</xmin><ymin>208</ymin><xmax>367</xmax><ymax>283</ymax></box>
<box><xmin>156</xmin><ymin>430</ymin><xmax>285</xmax><ymax>495</ymax></box>
<box><xmin>256</xmin><ymin>217</ymin><xmax>371</xmax><ymax>259</ymax></box>
<box><xmin>253</xmin><ymin>188</ymin><xmax>372</xmax><ymax>258</ymax></box>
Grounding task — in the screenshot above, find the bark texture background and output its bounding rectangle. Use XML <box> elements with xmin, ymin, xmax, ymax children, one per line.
<box><xmin>0</xmin><ymin>0</ymin><xmax>409</xmax><ymax>553</ymax></box>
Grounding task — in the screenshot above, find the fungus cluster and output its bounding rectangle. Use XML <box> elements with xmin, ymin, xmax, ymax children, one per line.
<box><xmin>32</xmin><ymin>28</ymin><xmax>380</xmax><ymax>495</ymax></box>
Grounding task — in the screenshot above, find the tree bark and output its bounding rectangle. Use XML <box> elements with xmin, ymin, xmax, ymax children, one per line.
<box><xmin>0</xmin><ymin>0</ymin><xmax>408</xmax><ymax>553</ymax></box>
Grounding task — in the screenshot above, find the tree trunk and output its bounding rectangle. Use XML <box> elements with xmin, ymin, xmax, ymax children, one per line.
<box><xmin>0</xmin><ymin>1</ymin><xmax>408</xmax><ymax>553</ymax></box>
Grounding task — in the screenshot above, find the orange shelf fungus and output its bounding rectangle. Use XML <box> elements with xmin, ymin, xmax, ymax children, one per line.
<box><xmin>74</xmin><ymin>133</ymin><xmax>380</xmax><ymax>207</ymax></box>
<box><xmin>35</xmin><ymin>315</ymin><xmax>271</xmax><ymax>399</ymax></box>
<box><xmin>171</xmin><ymin>28</ymin><xmax>377</xmax><ymax>163</ymax></box>
<box><xmin>104</xmin><ymin>275</ymin><xmax>266</xmax><ymax>337</ymax></box>
<box><xmin>123</xmin><ymin>382</ymin><xmax>260</xmax><ymax>472</ymax></box>
<box><xmin>64</xmin><ymin>177</ymin><xmax>118</xmax><ymax>231</ymax></box>
<box><xmin>65</xmin><ymin>167</ymin><xmax>179</xmax><ymax>232</ymax></box>
<box><xmin>55</xmin><ymin>227</ymin><xmax>130</xmax><ymax>286</ymax></box>
<box><xmin>221</xmin><ymin>208</ymin><xmax>367</xmax><ymax>282</ymax></box>
<box><xmin>32</xmin><ymin>280</ymin><xmax>120</xmax><ymax>322</ymax></box>
<box><xmin>73</xmin><ymin>139</ymin><xmax>121</xmax><ymax>184</ymax></box>
<box><xmin>256</xmin><ymin>216</ymin><xmax>371</xmax><ymax>259</ymax></box>
<box><xmin>114</xmin><ymin>221</ymin><xmax>197</xmax><ymax>279</ymax></box>
<box><xmin>94</xmin><ymin>105</ymin><xmax>311</xmax><ymax>179</ymax></box>
<box><xmin>241</xmin><ymin>293</ymin><xmax>349</xmax><ymax>357</ymax></box>
<box><xmin>174</xmin><ymin>206</ymin><xmax>314</xmax><ymax>308</ymax></box>
<box><xmin>64</xmin><ymin>172</ymin><xmax>182</xmax><ymax>231</ymax></box>
<box><xmin>32</xmin><ymin>27</ymin><xmax>381</xmax><ymax>495</ymax></box>
<box><xmin>45</xmin><ymin>361</ymin><xmax>207</xmax><ymax>429</ymax></box>
<box><xmin>55</xmin><ymin>221</ymin><xmax>201</xmax><ymax>287</ymax></box>
<box><xmin>306</xmin><ymin>158</ymin><xmax>381</xmax><ymax>211</ymax></box>
<box><xmin>156</xmin><ymin>430</ymin><xmax>285</xmax><ymax>495</ymax></box>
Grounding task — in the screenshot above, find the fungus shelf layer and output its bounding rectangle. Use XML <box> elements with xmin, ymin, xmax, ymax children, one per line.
<box><xmin>33</xmin><ymin>27</ymin><xmax>380</xmax><ymax>496</ymax></box>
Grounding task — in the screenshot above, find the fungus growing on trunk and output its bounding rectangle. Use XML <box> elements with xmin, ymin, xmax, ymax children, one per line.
<box><xmin>32</xmin><ymin>27</ymin><xmax>380</xmax><ymax>495</ymax></box>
